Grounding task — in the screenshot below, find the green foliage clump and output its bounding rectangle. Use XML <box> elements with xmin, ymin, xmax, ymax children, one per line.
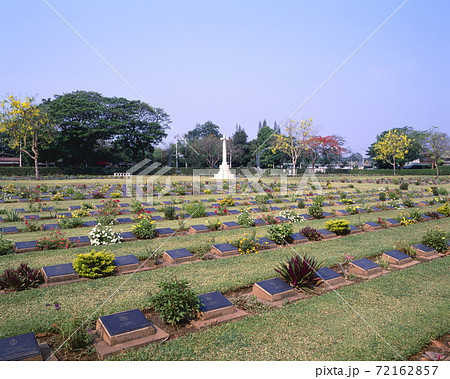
<box><xmin>267</xmin><ymin>223</ymin><xmax>293</xmax><ymax>245</ymax></box>
<box><xmin>183</xmin><ymin>201</ymin><xmax>206</xmax><ymax>218</ymax></box>
<box><xmin>421</xmin><ymin>227</ymin><xmax>448</xmax><ymax>253</ymax></box>
<box><xmin>58</xmin><ymin>216</ymin><xmax>85</xmax><ymax>229</ymax></box>
<box><xmin>163</xmin><ymin>205</ymin><xmax>177</xmax><ymax>220</ymax></box>
<box><xmin>130</xmin><ymin>198</ymin><xmax>144</xmax><ymax>213</ymax></box>
<box><xmin>300</xmin><ymin>226</ymin><xmax>322</xmax><ymax>241</ymax></box>
<box><xmin>149</xmin><ymin>278</ymin><xmax>200</xmax><ymax>325</ymax></box>
<box><xmin>436</xmin><ymin>202</ymin><xmax>450</xmax><ymax>216</ymax></box>
<box><xmin>399</xmin><ymin>182</ymin><xmax>409</xmax><ymax>190</ymax></box>
<box><xmin>73</xmin><ymin>249</ymin><xmax>116</xmax><ymax>279</ymax></box>
<box><xmin>0</xmin><ymin>235</ymin><xmax>13</xmax><ymax>255</ymax></box>
<box><xmin>274</xmin><ymin>254</ymin><xmax>322</xmax><ymax>288</ymax></box>
<box><xmin>131</xmin><ymin>218</ymin><xmax>156</xmax><ymax>239</ymax></box>
<box><xmin>324</xmin><ymin>219</ymin><xmax>350</xmax><ymax>236</ymax></box>
<box><xmin>297</xmin><ymin>199</ymin><xmax>306</xmax><ymax>209</ymax></box>
<box><xmin>4</xmin><ymin>209</ymin><xmax>21</xmax><ymax>222</ymax></box>
<box><xmin>308</xmin><ymin>203</ymin><xmax>324</xmax><ymax>219</ymax></box>
<box><xmin>0</xmin><ymin>263</ymin><xmax>43</xmax><ymax>291</ymax></box>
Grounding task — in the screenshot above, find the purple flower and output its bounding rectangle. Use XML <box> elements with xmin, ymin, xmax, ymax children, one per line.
<box><xmin>54</xmin><ymin>303</ymin><xmax>61</xmax><ymax>311</ymax></box>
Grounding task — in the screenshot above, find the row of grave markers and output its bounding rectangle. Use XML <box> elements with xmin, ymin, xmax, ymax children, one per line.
<box><xmin>2</xmin><ymin>239</ymin><xmax>447</xmax><ymax>361</ymax></box>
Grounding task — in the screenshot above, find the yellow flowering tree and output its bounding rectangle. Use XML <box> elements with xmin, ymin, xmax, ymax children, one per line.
<box><xmin>374</xmin><ymin>129</ymin><xmax>411</xmax><ymax>176</ymax></box>
<box><xmin>272</xmin><ymin>119</ymin><xmax>314</xmax><ymax>176</ymax></box>
<box><xmin>0</xmin><ymin>95</ymin><xmax>54</xmax><ymax>179</ymax></box>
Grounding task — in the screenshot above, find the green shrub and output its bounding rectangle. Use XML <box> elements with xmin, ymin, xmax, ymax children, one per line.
<box><xmin>234</xmin><ymin>231</ymin><xmax>259</xmax><ymax>254</ymax></box>
<box><xmin>237</xmin><ymin>207</ymin><xmax>255</xmax><ymax>227</ymax></box>
<box><xmin>0</xmin><ymin>235</ymin><xmax>13</xmax><ymax>255</ymax></box>
<box><xmin>163</xmin><ymin>205</ymin><xmax>177</xmax><ymax>220</ymax></box>
<box><xmin>324</xmin><ymin>219</ymin><xmax>350</xmax><ymax>235</ymax></box>
<box><xmin>189</xmin><ymin>244</ymin><xmax>212</xmax><ymax>260</ymax></box>
<box><xmin>130</xmin><ymin>198</ymin><xmax>144</xmax><ymax>213</ymax></box>
<box><xmin>402</xmin><ymin>197</ymin><xmax>414</xmax><ymax>208</ymax></box>
<box><xmin>58</xmin><ymin>216</ymin><xmax>85</xmax><ymax>229</ymax></box>
<box><xmin>4</xmin><ymin>209</ymin><xmax>20</xmax><ymax>222</ymax></box>
<box><xmin>436</xmin><ymin>203</ymin><xmax>450</xmax><ymax>216</ymax></box>
<box><xmin>274</xmin><ymin>254</ymin><xmax>322</xmax><ymax>288</ymax></box>
<box><xmin>399</xmin><ymin>182</ymin><xmax>409</xmax><ymax>190</ymax></box>
<box><xmin>267</xmin><ymin>223</ymin><xmax>293</xmax><ymax>245</ymax></box>
<box><xmin>183</xmin><ymin>201</ymin><xmax>206</xmax><ymax>218</ymax></box>
<box><xmin>297</xmin><ymin>200</ymin><xmax>305</xmax><ymax>209</ymax></box>
<box><xmin>73</xmin><ymin>249</ymin><xmax>116</xmax><ymax>279</ymax></box>
<box><xmin>378</xmin><ymin>192</ymin><xmax>386</xmax><ymax>201</ymax></box>
<box><xmin>345</xmin><ymin>205</ymin><xmax>359</xmax><ymax>215</ymax></box>
<box><xmin>149</xmin><ymin>278</ymin><xmax>200</xmax><ymax>325</ymax></box>
<box><xmin>312</xmin><ymin>196</ymin><xmax>325</xmax><ymax>206</ymax></box>
<box><xmin>205</xmin><ymin>219</ymin><xmax>221</xmax><ymax>231</ymax></box>
<box><xmin>422</xmin><ymin>227</ymin><xmax>448</xmax><ymax>253</ymax></box>
<box><xmin>308</xmin><ymin>203</ymin><xmax>324</xmax><ymax>219</ymax></box>
<box><xmin>0</xmin><ymin>263</ymin><xmax>43</xmax><ymax>291</ymax></box>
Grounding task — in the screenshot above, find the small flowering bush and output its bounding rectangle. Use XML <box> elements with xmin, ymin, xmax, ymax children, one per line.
<box><xmin>437</xmin><ymin>202</ymin><xmax>450</xmax><ymax>216</ymax></box>
<box><xmin>73</xmin><ymin>249</ymin><xmax>116</xmax><ymax>279</ymax></box>
<box><xmin>308</xmin><ymin>203</ymin><xmax>324</xmax><ymax>219</ymax></box>
<box><xmin>237</xmin><ymin>207</ymin><xmax>255</xmax><ymax>227</ymax></box>
<box><xmin>388</xmin><ymin>200</ymin><xmax>404</xmax><ymax>210</ymax></box>
<box><xmin>37</xmin><ymin>230</ymin><xmax>73</xmax><ymax>250</ymax></box>
<box><xmin>183</xmin><ymin>201</ymin><xmax>206</xmax><ymax>218</ymax></box>
<box><xmin>131</xmin><ymin>218</ymin><xmax>156</xmax><ymax>239</ymax></box>
<box><xmin>205</xmin><ymin>219</ymin><xmax>221</xmax><ymax>231</ymax></box>
<box><xmin>267</xmin><ymin>223</ymin><xmax>293</xmax><ymax>245</ymax></box>
<box><xmin>398</xmin><ymin>216</ymin><xmax>416</xmax><ymax>226</ymax></box>
<box><xmin>234</xmin><ymin>232</ymin><xmax>260</xmax><ymax>254</ymax></box>
<box><xmin>0</xmin><ymin>263</ymin><xmax>43</xmax><ymax>291</ymax></box>
<box><xmin>72</xmin><ymin>209</ymin><xmax>90</xmax><ymax>218</ymax></box>
<box><xmin>110</xmin><ymin>191</ymin><xmax>123</xmax><ymax>198</ymax></box>
<box><xmin>130</xmin><ymin>198</ymin><xmax>144</xmax><ymax>213</ymax></box>
<box><xmin>203</xmin><ymin>189</ymin><xmax>212</xmax><ymax>195</ymax></box>
<box><xmin>260</xmin><ymin>213</ymin><xmax>278</xmax><ymax>225</ymax></box>
<box><xmin>51</xmin><ymin>192</ymin><xmax>64</xmax><ymax>201</ymax></box>
<box><xmin>279</xmin><ymin>209</ymin><xmax>304</xmax><ymax>223</ymax></box>
<box><xmin>376</xmin><ymin>217</ymin><xmax>388</xmax><ymax>228</ymax></box>
<box><xmin>345</xmin><ymin>205</ymin><xmax>359</xmax><ymax>214</ymax></box>
<box><xmin>96</xmin><ymin>199</ymin><xmax>121</xmax><ymax>225</ymax></box>
<box><xmin>81</xmin><ymin>202</ymin><xmax>95</xmax><ymax>210</ymax></box>
<box><xmin>422</xmin><ymin>227</ymin><xmax>448</xmax><ymax>253</ymax></box>
<box><xmin>341</xmin><ymin>198</ymin><xmax>354</xmax><ymax>205</ymax></box>
<box><xmin>324</xmin><ymin>219</ymin><xmax>350</xmax><ymax>236</ymax></box>
<box><xmin>219</xmin><ymin>196</ymin><xmax>235</xmax><ymax>207</ymax></box>
<box><xmin>214</xmin><ymin>204</ymin><xmax>229</xmax><ymax>216</ymax></box>
<box><xmin>23</xmin><ymin>217</ymin><xmax>41</xmax><ymax>232</ymax></box>
<box><xmin>88</xmin><ymin>224</ymin><xmax>122</xmax><ymax>246</ymax></box>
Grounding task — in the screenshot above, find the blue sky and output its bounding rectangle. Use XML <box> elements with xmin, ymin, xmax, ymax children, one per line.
<box><xmin>1</xmin><ymin>0</ymin><xmax>449</xmax><ymax>157</ymax></box>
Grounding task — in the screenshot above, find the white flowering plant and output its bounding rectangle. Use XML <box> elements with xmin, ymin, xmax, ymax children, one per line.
<box><xmin>88</xmin><ymin>224</ymin><xmax>122</xmax><ymax>246</ymax></box>
<box><xmin>279</xmin><ymin>209</ymin><xmax>304</xmax><ymax>223</ymax></box>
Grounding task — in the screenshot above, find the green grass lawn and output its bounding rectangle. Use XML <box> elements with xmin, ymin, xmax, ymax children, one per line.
<box><xmin>111</xmin><ymin>257</ymin><xmax>450</xmax><ymax>361</ymax></box>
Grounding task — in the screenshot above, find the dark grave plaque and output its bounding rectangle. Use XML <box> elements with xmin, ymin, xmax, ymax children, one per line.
<box><xmin>119</xmin><ymin>203</ymin><xmax>130</xmax><ymax>207</ymax></box>
<box><xmin>411</xmin><ymin>243</ymin><xmax>439</xmax><ymax>258</ymax></box>
<box><xmin>119</xmin><ymin>209</ymin><xmax>131</xmax><ymax>214</ymax></box>
<box><xmin>421</xmin><ymin>215</ymin><xmax>432</xmax><ymax>221</ymax></box>
<box><xmin>228</xmin><ymin>209</ymin><xmax>240</xmax><ymax>215</ymax></box>
<box><xmin>0</xmin><ymin>332</ymin><xmax>42</xmax><ymax>361</ymax></box>
<box><xmin>211</xmin><ymin>243</ymin><xmax>238</xmax><ymax>256</ymax></box>
<box><xmin>371</xmin><ymin>207</ymin><xmax>382</xmax><ymax>212</ymax></box>
<box><xmin>83</xmin><ymin>221</ymin><xmax>98</xmax><ymax>227</ymax></box>
<box><xmin>254</xmin><ymin>218</ymin><xmax>266</xmax><ymax>226</ymax></box>
<box><xmin>364</xmin><ymin>221</ymin><xmax>381</xmax><ymax>230</ymax></box>
<box><xmin>113</xmin><ymin>255</ymin><xmax>140</xmax><ymax>273</ymax></box>
<box><xmin>42</xmin><ymin>224</ymin><xmax>59</xmax><ymax>231</ymax></box>
<box><xmin>435</xmin><ymin>212</ymin><xmax>446</xmax><ymax>219</ymax></box>
<box><xmin>97</xmin><ymin>309</ymin><xmax>156</xmax><ymax>346</ymax></box>
<box><xmin>256</xmin><ymin>237</ymin><xmax>277</xmax><ymax>249</ymax></box>
<box><xmin>119</xmin><ymin>232</ymin><xmax>137</xmax><ymax>241</ymax></box>
<box><xmin>145</xmin><ymin>207</ymin><xmax>158</xmax><ymax>212</ymax></box>
<box><xmin>275</xmin><ymin>216</ymin><xmax>289</xmax><ymax>223</ymax></box>
<box><xmin>317</xmin><ymin>229</ymin><xmax>336</xmax><ymax>239</ymax></box>
<box><xmin>349</xmin><ymin>225</ymin><xmax>362</xmax><ymax>234</ymax></box>
<box><xmin>69</xmin><ymin>236</ymin><xmax>91</xmax><ymax>246</ymax></box>
<box><xmin>117</xmin><ymin>218</ymin><xmax>134</xmax><ymax>224</ymax></box>
<box><xmin>315</xmin><ymin>267</ymin><xmax>341</xmax><ymax>281</ymax></box>
<box><xmin>299</xmin><ymin>214</ymin><xmax>314</xmax><ymax>220</ymax></box>
<box><xmin>290</xmin><ymin>233</ymin><xmax>308</xmax><ymax>244</ymax></box>
<box><xmin>161</xmin><ymin>201</ymin><xmax>173</xmax><ymax>205</ymax></box>
<box><xmin>322</xmin><ymin>212</ymin><xmax>334</xmax><ymax>218</ymax></box>
<box><xmin>349</xmin><ymin>258</ymin><xmax>382</xmax><ymax>278</ymax></box>
<box><xmin>68</xmin><ymin>205</ymin><xmax>81</xmax><ymax>211</ymax></box>
<box><xmin>155</xmin><ymin>228</ymin><xmax>175</xmax><ymax>237</ymax></box>
<box><xmin>95</xmin><ymin>204</ymin><xmax>105</xmax><ymax>208</ymax></box>
<box><xmin>382</xmin><ymin>250</ymin><xmax>413</xmax><ymax>266</ymax></box>
<box><xmin>0</xmin><ymin>216</ymin><xmax>3</xmax><ymax>222</ymax></box>
<box><xmin>198</xmin><ymin>291</ymin><xmax>235</xmax><ymax>320</ymax></box>
<box><xmin>189</xmin><ymin>224</ymin><xmax>210</xmax><ymax>233</ymax></box>
<box><xmin>1</xmin><ymin>226</ymin><xmax>19</xmax><ymax>234</ymax></box>
<box><xmin>205</xmin><ymin>211</ymin><xmax>216</xmax><ymax>217</ymax></box>
<box><xmin>253</xmin><ymin>278</ymin><xmax>295</xmax><ymax>302</ymax></box>
<box><xmin>42</xmin><ymin>263</ymin><xmax>79</xmax><ymax>283</ymax></box>
<box><xmin>150</xmin><ymin>215</ymin><xmax>163</xmax><ymax>221</ymax></box>
<box><xmin>221</xmin><ymin>221</ymin><xmax>240</xmax><ymax>230</ymax></box>
<box><xmin>24</xmin><ymin>215</ymin><xmax>40</xmax><ymax>220</ymax></box>
<box><xmin>252</xmin><ymin>208</ymin><xmax>263</xmax><ymax>213</ymax></box>
<box><xmin>18</xmin><ymin>199</ymin><xmax>29</xmax><ymax>203</ymax></box>
<box><xmin>163</xmin><ymin>248</ymin><xmax>195</xmax><ymax>264</ymax></box>
<box><xmin>14</xmin><ymin>241</ymin><xmax>38</xmax><ymax>252</ymax></box>
<box><xmin>385</xmin><ymin>218</ymin><xmax>401</xmax><ymax>227</ymax></box>
<box><xmin>335</xmin><ymin>210</ymin><xmax>350</xmax><ymax>216</ymax></box>
<box><xmin>13</xmin><ymin>208</ymin><xmax>26</xmax><ymax>213</ymax></box>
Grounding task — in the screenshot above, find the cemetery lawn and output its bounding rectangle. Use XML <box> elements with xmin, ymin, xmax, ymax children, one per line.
<box><xmin>112</xmin><ymin>256</ymin><xmax>450</xmax><ymax>361</ymax></box>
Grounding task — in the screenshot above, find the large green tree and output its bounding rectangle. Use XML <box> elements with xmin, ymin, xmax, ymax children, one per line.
<box><xmin>41</xmin><ymin>91</ymin><xmax>169</xmax><ymax>165</ymax></box>
<box><xmin>424</xmin><ymin>126</ymin><xmax>450</xmax><ymax>176</ymax></box>
<box><xmin>367</xmin><ymin>127</ymin><xmax>426</xmax><ymax>169</ymax></box>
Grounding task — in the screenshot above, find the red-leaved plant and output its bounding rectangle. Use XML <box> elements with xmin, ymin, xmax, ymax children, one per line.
<box><xmin>274</xmin><ymin>254</ymin><xmax>322</xmax><ymax>288</ymax></box>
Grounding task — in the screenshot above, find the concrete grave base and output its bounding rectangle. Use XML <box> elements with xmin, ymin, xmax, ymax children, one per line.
<box><xmin>252</xmin><ymin>281</ymin><xmax>296</xmax><ymax>303</ymax></box>
<box><xmin>381</xmin><ymin>253</ymin><xmax>419</xmax><ymax>269</ymax></box>
<box><xmin>191</xmin><ymin>309</ymin><xmax>248</xmax><ymax>329</ymax></box>
<box><xmin>42</xmin><ymin>270</ymin><xmax>79</xmax><ymax>284</ymax></box>
<box><xmin>210</xmin><ymin>245</ymin><xmax>239</xmax><ymax>256</ymax></box>
<box><xmin>94</xmin><ymin>325</ymin><xmax>169</xmax><ymax>360</ymax></box>
<box><xmin>162</xmin><ymin>251</ymin><xmax>196</xmax><ymax>264</ymax></box>
<box><xmin>348</xmin><ymin>264</ymin><xmax>388</xmax><ymax>279</ymax></box>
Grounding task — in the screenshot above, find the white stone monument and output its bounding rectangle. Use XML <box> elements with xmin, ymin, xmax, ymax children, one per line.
<box><xmin>213</xmin><ymin>134</ymin><xmax>236</xmax><ymax>180</ymax></box>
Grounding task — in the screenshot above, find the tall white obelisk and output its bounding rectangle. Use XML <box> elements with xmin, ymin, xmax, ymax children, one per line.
<box><xmin>213</xmin><ymin>134</ymin><xmax>236</xmax><ymax>180</ymax></box>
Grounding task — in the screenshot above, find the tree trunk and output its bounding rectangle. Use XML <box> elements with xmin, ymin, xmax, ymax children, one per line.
<box><xmin>34</xmin><ymin>156</ymin><xmax>40</xmax><ymax>180</ymax></box>
<box><xmin>393</xmin><ymin>156</ymin><xmax>396</xmax><ymax>176</ymax></box>
<box><xmin>436</xmin><ymin>160</ymin><xmax>439</xmax><ymax>177</ymax></box>
<box><xmin>292</xmin><ymin>157</ymin><xmax>297</xmax><ymax>176</ymax></box>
